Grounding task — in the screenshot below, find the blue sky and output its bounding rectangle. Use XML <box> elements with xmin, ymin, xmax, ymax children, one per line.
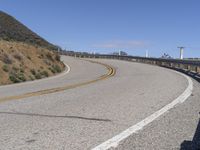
<box><xmin>0</xmin><ymin>0</ymin><xmax>200</xmax><ymax>58</ymax></box>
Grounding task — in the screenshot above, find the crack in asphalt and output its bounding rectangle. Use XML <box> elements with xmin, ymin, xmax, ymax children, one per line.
<box><xmin>0</xmin><ymin>111</ymin><xmax>112</xmax><ymax>122</ymax></box>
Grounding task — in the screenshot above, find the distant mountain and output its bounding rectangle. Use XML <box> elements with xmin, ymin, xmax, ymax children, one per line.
<box><xmin>0</xmin><ymin>11</ymin><xmax>57</xmax><ymax>50</ymax></box>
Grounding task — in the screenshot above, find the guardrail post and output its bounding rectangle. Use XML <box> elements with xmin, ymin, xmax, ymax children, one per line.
<box><xmin>156</xmin><ymin>61</ymin><xmax>161</xmax><ymax>66</ymax></box>
<box><xmin>197</xmin><ymin>66</ymin><xmax>200</xmax><ymax>73</ymax></box>
<box><xmin>175</xmin><ymin>63</ymin><xmax>179</xmax><ymax>68</ymax></box>
<box><xmin>194</xmin><ymin>66</ymin><xmax>198</xmax><ymax>72</ymax></box>
<box><xmin>193</xmin><ymin>66</ymin><xmax>198</xmax><ymax>72</ymax></box>
<box><xmin>179</xmin><ymin>64</ymin><xmax>184</xmax><ymax>70</ymax></box>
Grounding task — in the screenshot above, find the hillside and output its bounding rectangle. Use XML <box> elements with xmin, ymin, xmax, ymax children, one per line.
<box><xmin>0</xmin><ymin>41</ymin><xmax>65</xmax><ymax>85</ymax></box>
<box><xmin>0</xmin><ymin>11</ymin><xmax>57</xmax><ymax>50</ymax></box>
<box><xmin>0</xmin><ymin>11</ymin><xmax>65</xmax><ymax>85</ymax></box>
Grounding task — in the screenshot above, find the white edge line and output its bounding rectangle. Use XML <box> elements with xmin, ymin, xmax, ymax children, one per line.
<box><xmin>0</xmin><ymin>62</ymin><xmax>70</xmax><ymax>88</ymax></box>
<box><xmin>92</xmin><ymin>71</ymin><xmax>193</xmax><ymax>150</ymax></box>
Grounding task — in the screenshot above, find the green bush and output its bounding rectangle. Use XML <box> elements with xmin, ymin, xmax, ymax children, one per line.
<box><xmin>52</xmin><ymin>65</ymin><xmax>61</xmax><ymax>73</ymax></box>
<box><xmin>9</xmin><ymin>74</ymin><xmax>20</xmax><ymax>83</ymax></box>
<box><xmin>28</xmin><ymin>75</ymin><xmax>34</xmax><ymax>81</ymax></box>
<box><xmin>2</xmin><ymin>65</ymin><xmax>9</xmax><ymax>72</ymax></box>
<box><xmin>18</xmin><ymin>73</ymin><xmax>26</xmax><ymax>81</ymax></box>
<box><xmin>2</xmin><ymin>54</ymin><xmax>12</xmax><ymax>64</ymax></box>
<box><xmin>40</xmin><ymin>70</ymin><xmax>49</xmax><ymax>77</ymax></box>
<box><xmin>55</xmin><ymin>54</ymin><xmax>60</xmax><ymax>61</ymax></box>
<box><xmin>30</xmin><ymin>69</ymin><xmax>36</xmax><ymax>75</ymax></box>
<box><xmin>9</xmin><ymin>72</ymin><xmax>26</xmax><ymax>83</ymax></box>
<box><xmin>31</xmin><ymin>69</ymin><xmax>44</xmax><ymax>79</ymax></box>
<box><xmin>12</xmin><ymin>66</ymin><xmax>19</xmax><ymax>72</ymax></box>
<box><xmin>20</xmin><ymin>68</ymin><xmax>24</xmax><ymax>73</ymax></box>
<box><xmin>43</xmin><ymin>59</ymin><xmax>51</xmax><ymax>65</ymax></box>
<box><xmin>13</xmin><ymin>53</ymin><xmax>22</xmax><ymax>61</ymax></box>
<box><xmin>46</xmin><ymin>52</ymin><xmax>54</xmax><ymax>61</ymax></box>
<box><xmin>48</xmin><ymin>67</ymin><xmax>55</xmax><ymax>73</ymax></box>
<box><xmin>35</xmin><ymin>73</ymin><xmax>41</xmax><ymax>79</ymax></box>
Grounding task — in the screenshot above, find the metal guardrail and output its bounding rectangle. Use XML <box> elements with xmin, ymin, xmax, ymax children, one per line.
<box><xmin>64</xmin><ymin>53</ymin><xmax>200</xmax><ymax>81</ymax></box>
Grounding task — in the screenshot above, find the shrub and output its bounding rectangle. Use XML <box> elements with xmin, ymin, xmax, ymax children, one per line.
<box><xmin>52</xmin><ymin>65</ymin><xmax>61</xmax><ymax>73</ymax></box>
<box><xmin>55</xmin><ymin>54</ymin><xmax>60</xmax><ymax>61</ymax></box>
<box><xmin>35</xmin><ymin>73</ymin><xmax>41</xmax><ymax>79</ymax></box>
<box><xmin>2</xmin><ymin>65</ymin><xmax>9</xmax><ymax>72</ymax></box>
<box><xmin>18</xmin><ymin>73</ymin><xmax>26</xmax><ymax>81</ymax></box>
<box><xmin>9</xmin><ymin>74</ymin><xmax>20</xmax><ymax>83</ymax></box>
<box><xmin>40</xmin><ymin>70</ymin><xmax>49</xmax><ymax>77</ymax></box>
<box><xmin>48</xmin><ymin>67</ymin><xmax>55</xmax><ymax>73</ymax></box>
<box><xmin>29</xmin><ymin>75</ymin><xmax>34</xmax><ymax>81</ymax></box>
<box><xmin>13</xmin><ymin>53</ymin><xmax>22</xmax><ymax>61</ymax></box>
<box><xmin>46</xmin><ymin>52</ymin><xmax>54</xmax><ymax>61</ymax></box>
<box><xmin>44</xmin><ymin>59</ymin><xmax>51</xmax><ymax>65</ymax></box>
<box><xmin>30</xmin><ymin>69</ymin><xmax>36</xmax><ymax>75</ymax></box>
<box><xmin>2</xmin><ymin>54</ymin><xmax>12</xmax><ymax>64</ymax></box>
<box><xmin>20</xmin><ymin>68</ymin><xmax>24</xmax><ymax>73</ymax></box>
<box><xmin>12</xmin><ymin>66</ymin><xmax>19</xmax><ymax>72</ymax></box>
<box><xmin>30</xmin><ymin>69</ymin><xmax>42</xmax><ymax>79</ymax></box>
<box><xmin>27</xmin><ymin>56</ymin><xmax>31</xmax><ymax>60</ymax></box>
<box><xmin>9</xmin><ymin>72</ymin><xmax>26</xmax><ymax>83</ymax></box>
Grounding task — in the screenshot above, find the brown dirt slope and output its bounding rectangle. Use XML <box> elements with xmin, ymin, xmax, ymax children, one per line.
<box><xmin>0</xmin><ymin>11</ymin><xmax>65</xmax><ymax>85</ymax></box>
<box><xmin>0</xmin><ymin>40</ymin><xmax>64</xmax><ymax>85</ymax></box>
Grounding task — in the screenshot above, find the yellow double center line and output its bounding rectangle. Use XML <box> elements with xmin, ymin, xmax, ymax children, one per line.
<box><xmin>0</xmin><ymin>60</ymin><xmax>116</xmax><ymax>103</ymax></box>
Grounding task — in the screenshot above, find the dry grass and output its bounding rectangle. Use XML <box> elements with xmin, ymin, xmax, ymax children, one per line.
<box><xmin>0</xmin><ymin>40</ymin><xmax>65</xmax><ymax>85</ymax></box>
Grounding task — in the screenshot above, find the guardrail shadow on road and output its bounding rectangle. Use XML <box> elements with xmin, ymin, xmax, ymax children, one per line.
<box><xmin>180</xmin><ymin>119</ymin><xmax>200</xmax><ymax>150</ymax></box>
<box><xmin>0</xmin><ymin>111</ymin><xmax>111</xmax><ymax>122</ymax></box>
<box><xmin>177</xmin><ymin>70</ymin><xmax>200</xmax><ymax>83</ymax></box>
<box><xmin>163</xmin><ymin>66</ymin><xmax>200</xmax><ymax>83</ymax></box>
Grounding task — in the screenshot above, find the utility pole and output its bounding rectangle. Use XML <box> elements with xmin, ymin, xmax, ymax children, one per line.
<box><xmin>118</xmin><ymin>50</ymin><xmax>121</xmax><ymax>56</ymax></box>
<box><xmin>145</xmin><ymin>50</ymin><xmax>149</xmax><ymax>58</ymax></box>
<box><xmin>178</xmin><ymin>47</ymin><xmax>185</xmax><ymax>59</ymax></box>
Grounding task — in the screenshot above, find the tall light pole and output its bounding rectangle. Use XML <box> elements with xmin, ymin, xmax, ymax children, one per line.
<box><xmin>145</xmin><ymin>50</ymin><xmax>149</xmax><ymax>58</ymax></box>
<box><xmin>118</xmin><ymin>50</ymin><xmax>121</xmax><ymax>56</ymax></box>
<box><xmin>178</xmin><ymin>47</ymin><xmax>184</xmax><ymax>59</ymax></box>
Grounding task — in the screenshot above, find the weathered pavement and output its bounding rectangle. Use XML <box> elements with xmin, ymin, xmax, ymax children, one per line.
<box><xmin>0</xmin><ymin>56</ymin><xmax>107</xmax><ymax>98</ymax></box>
<box><xmin>0</xmin><ymin>56</ymin><xmax>199</xmax><ymax>150</ymax></box>
<box><xmin>114</xmin><ymin>78</ymin><xmax>200</xmax><ymax>150</ymax></box>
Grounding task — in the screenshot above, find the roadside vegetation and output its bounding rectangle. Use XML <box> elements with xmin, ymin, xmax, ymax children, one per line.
<box><xmin>0</xmin><ymin>11</ymin><xmax>65</xmax><ymax>85</ymax></box>
<box><xmin>0</xmin><ymin>40</ymin><xmax>65</xmax><ymax>85</ymax></box>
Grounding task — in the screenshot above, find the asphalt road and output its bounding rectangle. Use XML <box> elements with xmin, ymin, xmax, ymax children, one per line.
<box><xmin>0</xmin><ymin>56</ymin><xmax>199</xmax><ymax>150</ymax></box>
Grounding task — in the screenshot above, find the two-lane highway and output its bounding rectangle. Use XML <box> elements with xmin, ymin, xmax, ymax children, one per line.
<box><xmin>0</xmin><ymin>56</ymin><xmax>199</xmax><ymax>150</ymax></box>
<box><xmin>0</xmin><ymin>56</ymin><xmax>108</xmax><ymax>99</ymax></box>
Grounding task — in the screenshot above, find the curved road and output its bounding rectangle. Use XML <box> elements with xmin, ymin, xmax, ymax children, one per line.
<box><xmin>0</xmin><ymin>56</ymin><xmax>199</xmax><ymax>150</ymax></box>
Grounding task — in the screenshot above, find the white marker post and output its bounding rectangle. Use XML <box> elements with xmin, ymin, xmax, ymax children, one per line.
<box><xmin>119</xmin><ymin>50</ymin><xmax>121</xmax><ymax>56</ymax></box>
<box><xmin>145</xmin><ymin>50</ymin><xmax>149</xmax><ymax>58</ymax></box>
<box><xmin>178</xmin><ymin>47</ymin><xmax>184</xmax><ymax>59</ymax></box>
